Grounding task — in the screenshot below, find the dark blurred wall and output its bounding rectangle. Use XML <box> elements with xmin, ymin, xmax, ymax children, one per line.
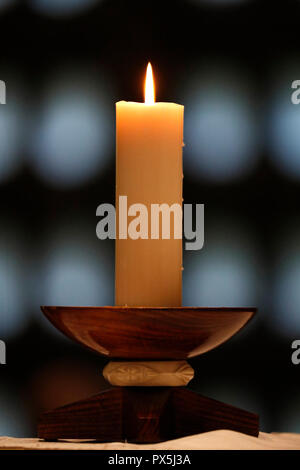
<box><xmin>0</xmin><ymin>0</ymin><xmax>300</xmax><ymax>436</ymax></box>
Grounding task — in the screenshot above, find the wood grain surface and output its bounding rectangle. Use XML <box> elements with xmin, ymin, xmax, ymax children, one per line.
<box><xmin>38</xmin><ymin>387</ymin><xmax>259</xmax><ymax>443</ymax></box>
<box><xmin>41</xmin><ymin>306</ymin><xmax>256</xmax><ymax>359</ymax></box>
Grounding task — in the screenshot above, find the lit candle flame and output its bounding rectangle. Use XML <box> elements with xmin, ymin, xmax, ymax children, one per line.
<box><xmin>145</xmin><ymin>62</ymin><xmax>155</xmax><ymax>105</ymax></box>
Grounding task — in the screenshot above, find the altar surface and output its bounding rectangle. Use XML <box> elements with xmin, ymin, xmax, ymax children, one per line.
<box><xmin>1</xmin><ymin>431</ymin><xmax>300</xmax><ymax>450</ymax></box>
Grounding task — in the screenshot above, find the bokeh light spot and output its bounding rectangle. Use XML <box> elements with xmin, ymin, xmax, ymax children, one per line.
<box><xmin>30</xmin><ymin>69</ymin><xmax>113</xmax><ymax>188</ymax></box>
<box><xmin>0</xmin><ymin>0</ymin><xmax>17</xmax><ymax>12</ymax></box>
<box><xmin>271</xmin><ymin>224</ymin><xmax>300</xmax><ymax>336</ymax></box>
<box><xmin>0</xmin><ymin>79</ymin><xmax>25</xmax><ymax>182</ymax></box>
<box><xmin>0</xmin><ymin>386</ymin><xmax>31</xmax><ymax>437</ymax></box>
<box><xmin>183</xmin><ymin>215</ymin><xmax>263</xmax><ymax>307</ymax></box>
<box><xmin>0</xmin><ymin>224</ymin><xmax>28</xmax><ymax>339</ymax></box>
<box><xmin>269</xmin><ymin>64</ymin><xmax>300</xmax><ymax>179</ymax></box>
<box><xmin>182</xmin><ymin>64</ymin><xmax>260</xmax><ymax>182</ymax></box>
<box><xmin>30</xmin><ymin>0</ymin><xmax>100</xmax><ymax>17</ymax></box>
<box><xmin>188</xmin><ymin>0</ymin><xmax>249</xmax><ymax>6</ymax></box>
<box><xmin>33</xmin><ymin>217</ymin><xmax>114</xmax><ymax>334</ymax></box>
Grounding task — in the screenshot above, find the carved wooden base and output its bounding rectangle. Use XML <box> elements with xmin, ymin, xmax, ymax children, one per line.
<box><xmin>103</xmin><ymin>361</ymin><xmax>194</xmax><ymax>386</ymax></box>
<box><xmin>38</xmin><ymin>387</ymin><xmax>259</xmax><ymax>443</ymax></box>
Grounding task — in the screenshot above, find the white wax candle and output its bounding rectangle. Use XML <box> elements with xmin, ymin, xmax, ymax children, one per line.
<box><xmin>115</xmin><ymin>64</ymin><xmax>184</xmax><ymax>306</ymax></box>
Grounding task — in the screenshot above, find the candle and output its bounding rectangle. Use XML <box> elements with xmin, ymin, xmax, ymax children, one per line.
<box><xmin>115</xmin><ymin>63</ymin><xmax>184</xmax><ymax>306</ymax></box>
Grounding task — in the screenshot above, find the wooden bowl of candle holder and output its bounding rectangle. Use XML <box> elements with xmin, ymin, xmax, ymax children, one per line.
<box><xmin>38</xmin><ymin>306</ymin><xmax>259</xmax><ymax>443</ymax></box>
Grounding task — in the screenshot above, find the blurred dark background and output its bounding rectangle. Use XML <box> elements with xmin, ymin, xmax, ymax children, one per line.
<box><xmin>1</xmin><ymin>0</ymin><xmax>300</xmax><ymax>436</ymax></box>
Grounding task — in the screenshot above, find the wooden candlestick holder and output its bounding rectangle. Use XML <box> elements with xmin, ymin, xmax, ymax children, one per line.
<box><xmin>38</xmin><ymin>306</ymin><xmax>259</xmax><ymax>443</ymax></box>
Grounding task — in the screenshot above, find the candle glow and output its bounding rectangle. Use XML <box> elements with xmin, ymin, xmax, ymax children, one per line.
<box><xmin>144</xmin><ymin>62</ymin><xmax>155</xmax><ymax>105</ymax></box>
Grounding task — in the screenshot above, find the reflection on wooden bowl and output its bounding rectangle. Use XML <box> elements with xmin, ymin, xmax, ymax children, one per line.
<box><xmin>41</xmin><ymin>306</ymin><xmax>256</xmax><ymax>360</ymax></box>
